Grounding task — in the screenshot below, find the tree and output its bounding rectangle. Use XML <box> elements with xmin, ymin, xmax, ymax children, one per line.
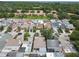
<box><xmin>33</xmin><ymin>27</ymin><xmax>36</xmax><ymax>32</ymax></box>
<box><xmin>0</xmin><ymin>13</ymin><xmax>8</xmax><ymax>18</ymax></box>
<box><xmin>65</xmin><ymin>28</ymin><xmax>70</xmax><ymax>33</ymax></box>
<box><xmin>75</xmin><ymin>10</ymin><xmax>79</xmax><ymax>15</ymax></box>
<box><xmin>20</xmin><ymin>13</ymin><xmax>25</xmax><ymax>19</ymax></box>
<box><xmin>47</xmin><ymin>14</ymin><xmax>54</xmax><ymax>20</ymax></box>
<box><xmin>40</xmin><ymin>29</ymin><xmax>53</xmax><ymax>40</ymax></box>
<box><xmin>70</xmin><ymin>30</ymin><xmax>79</xmax><ymax>41</ymax></box>
<box><xmin>30</xmin><ymin>10</ymin><xmax>35</xmax><ymax>13</ymax></box>
<box><xmin>9</xmin><ymin>13</ymin><xmax>15</xmax><ymax>18</ymax></box>
<box><xmin>70</xmin><ymin>30</ymin><xmax>79</xmax><ymax>52</ymax></box>
<box><xmin>65</xmin><ymin>53</ymin><xmax>79</xmax><ymax>57</ymax></box>
<box><xmin>17</xmin><ymin>26</ymin><xmax>21</xmax><ymax>32</ymax></box>
<box><xmin>24</xmin><ymin>32</ymin><xmax>30</xmax><ymax>41</ymax></box>
<box><xmin>0</xmin><ymin>26</ymin><xmax>4</xmax><ymax>31</ymax></box>
<box><xmin>6</xmin><ymin>26</ymin><xmax>12</xmax><ymax>32</ymax></box>
<box><xmin>58</xmin><ymin>12</ymin><xmax>70</xmax><ymax>19</ymax></box>
<box><xmin>70</xmin><ymin>15</ymin><xmax>79</xmax><ymax>20</ymax></box>
<box><xmin>21</xmin><ymin>10</ymin><xmax>26</xmax><ymax>13</ymax></box>
<box><xmin>69</xmin><ymin>20</ymin><xmax>79</xmax><ymax>30</ymax></box>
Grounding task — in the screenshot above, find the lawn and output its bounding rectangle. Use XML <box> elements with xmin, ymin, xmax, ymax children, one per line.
<box><xmin>24</xmin><ymin>15</ymin><xmax>49</xmax><ymax>19</ymax></box>
<box><xmin>65</xmin><ymin>53</ymin><xmax>79</xmax><ymax>57</ymax></box>
<box><xmin>13</xmin><ymin>15</ymin><xmax>49</xmax><ymax>20</ymax></box>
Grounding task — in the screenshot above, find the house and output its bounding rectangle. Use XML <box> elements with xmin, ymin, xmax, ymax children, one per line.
<box><xmin>65</xmin><ymin>24</ymin><xmax>75</xmax><ymax>30</ymax></box>
<box><xmin>47</xmin><ymin>40</ymin><xmax>60</xmax><ymax>52</ymax></box>
<box><xmin>25</xmin><ymin>10</ymin><xmax>46</xmax><ymax>16</ymax></box>
<box><xmin>6</xmin><ymin>50</ymin><xmax>17</xmax><ymax>57</ymax></box>
<box><xmin>0</xmin><ymin>33</ymin><xmax>13</xmax><ymax>52</ymax></box>
<box><xmin>0</xmin><ymin>33</ymin><xmax>17</xmax><ymax>57</ymax></box>
<box><xmin>0</xmin><ymin>19</ymin><xmax>11</xmax><ymax>26</ymax></box>
<box><xmin>62</xmin><ymin>19</ymin><xmax>75</xmax><ymax>30</ymax></box>
<box><xmin>2</xmin><ymin>39</ymin><xmax>21</xmax><ymax>53</ymax></box>
<box><xmin>33</xmin><ymin>36</ymin><xmax>46</xmax><ymax>53</ymax></box>
<box><xmin>33</xmin><ymin>20</ymin><xmax>44</xmax><ymax>29</ymax></box>
<box><xmin>36</xmin><ymin>24</ymin><xmax>43</xmax><ymax>29</ymax></box>
<box><xmin>17</xmin><ymin>10</ymin><xmax>22</xmax><ymax>13</ymax></box>
<box><xmin>47</xmin><ymin>39</ymin><xmax>64</xmax><ymax>57</ymax></box>
<box><xmin>18</xmin><ymin>41</ymin><xmax>32</xmax><ymax>53</ymax></box>
<box><xmin>44</xmin><ymin>21</ymin><xmax>52</xmax><ymax>29</ymax></box>
<box><xmin>51</xmin><ymin>19</ymin><xmax>61</xmax><ymax>33</ymax></box>
<box><xmin>32</xmin><ymin>35</ymin><xmax>46</xmax><ymax>57</ymax></box>
<box><xmin>34</xmin><ymin>20</ymin><xmax>52</xmax><ymax>29</ymax></box>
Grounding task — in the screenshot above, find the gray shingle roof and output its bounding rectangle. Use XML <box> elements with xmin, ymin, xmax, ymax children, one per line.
<box><xmin>47</xmin><ymin>40</ymin><xmax>59</xmax><ymax>48</ymax></box>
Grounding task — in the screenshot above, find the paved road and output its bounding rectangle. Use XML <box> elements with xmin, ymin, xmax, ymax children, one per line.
<box><xmin>58</xmin><ymin>33</ymin><xmax>76</xmax><ymax>53</ymax></box>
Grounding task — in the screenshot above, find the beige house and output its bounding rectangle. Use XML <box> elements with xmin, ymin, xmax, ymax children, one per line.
<box><xmin>15</xmin><ymin>10</ymin><xmax>46</xmax><ymax>16</ymax></box>
<box><xmin>36</xmin><ymin>24</ymin><xmax>43</xmax><ymax>29</ymax></box>
<box><xmin>44</xmin><ymin>21</ymin><xmax>52</xmax><ymax>29</ymax></box>
<box><xmin>15</xmin><ymin>10</ymin><xmax>58</xmax><ymax>18</ymax></box>
<box><xmin>25</xmin><ymin>10</ymin><xmax>46</xmax><ymax>16</ymax></box>
<box><xmin>33</xmin><ymin>36</ymin><xmax>46</xmax><ymax>53</ymax></box>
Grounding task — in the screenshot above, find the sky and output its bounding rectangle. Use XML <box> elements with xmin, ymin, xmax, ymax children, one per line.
<box><xmin>0</xmin><ymin>0</ymin><xmax>79</xmax><ymax>2</ymax></box>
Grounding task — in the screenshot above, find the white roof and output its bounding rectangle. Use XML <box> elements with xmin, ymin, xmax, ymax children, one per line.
<box><xmin>47</xmin><ymin>40</ymin><xmax>59</xmax><ymax>48</ymax></box>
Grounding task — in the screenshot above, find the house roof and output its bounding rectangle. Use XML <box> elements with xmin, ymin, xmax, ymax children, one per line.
<box><xmin>6</xmin><ymin>39</ymin><xmax>20</xmax><ymax>46</ymax></box>
<box><xmin>33</xmin><ymin>36</ymin><xmax>46</xmax><ymax>49</ymax></box>
<box><xmin>47</xmin><ymin>40</ymin><xmax>59</xmax><ymax>48</ymax></box>
<box><xmin>0</xmin><ymin>33</ymin><xmax>12</xmax><ymax>41</ymax></box>
<box><xmin>44</xmin><ymin>22</ymin><xmax>51</xmax><ymax>29</ymax></box>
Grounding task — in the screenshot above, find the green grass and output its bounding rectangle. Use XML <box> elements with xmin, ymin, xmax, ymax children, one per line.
<box><xmin>24</xmin><ymin>15</ymin><xmax>49</xmax><ymax>19</ymax></box>
<box><xmin>65</xmin><ymin>53</ymin><xmax>79</xmax><ymax>57</ymax></box>
<box><xmin>13</xmin><ymin>15</ymin><xmax>49</xmax><ymax>20</ymax></box>
<box><xmin>24</xmin><ymin>32</ymin><xmax>30</xmax><ymax>41</ymax></box>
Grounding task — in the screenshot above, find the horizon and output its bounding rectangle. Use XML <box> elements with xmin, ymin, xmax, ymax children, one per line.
<box><xmin>0</xmin><ymin>0</ymin><xmax>79</xmax><ymax>2</ymax></box>
<box><xmin>0</xmin><ymin>1</ymin><xmax>79</xmax><ymax>3</ymax></box>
